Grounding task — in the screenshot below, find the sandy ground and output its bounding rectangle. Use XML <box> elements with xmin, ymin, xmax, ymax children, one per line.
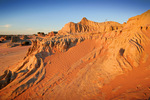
<box><xmin>1</xmin><ymin>38</ymin><xmax>150</xmax><ymax>99</ymax></box>
<box><xmin>101</xmin><ymin>63</ymin><xmax>150</xmax><ymax>99</ymax></box>
<box><xmin>14</xmin><ymin>39</ymin><xmax>101</xmax><ymax>99</ymax></box>
<box><xmin>99</xmin><ymin>42</ymin><xmax>150</xmax><ymax>100</ymax></box>
<box><xmin>0</xmin><ymin>42</ymin><xmax>30</xmax><ymax>74</ymax></box>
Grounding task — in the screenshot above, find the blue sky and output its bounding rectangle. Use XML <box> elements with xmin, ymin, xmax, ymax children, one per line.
<box><xmin>0</xmin><ymin>0</ymin><xmax>150</xmax><ymax>35</ymax></box>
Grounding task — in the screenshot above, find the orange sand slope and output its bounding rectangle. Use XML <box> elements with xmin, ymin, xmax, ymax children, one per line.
<box><xmin>0</xmin><ymin>44</ymin><xmax>30</xmax><ymax>74</ymax></box>
<box><xmin>0</xmin><ymin>10</ymin><xmax>150</xmax><ymax>100</ymax></box>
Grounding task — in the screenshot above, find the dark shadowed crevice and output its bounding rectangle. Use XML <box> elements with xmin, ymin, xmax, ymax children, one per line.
<box><xmin>119</xmin><ymin>48</ymin><xmax>125</xmax><ymax>56</ymax></box>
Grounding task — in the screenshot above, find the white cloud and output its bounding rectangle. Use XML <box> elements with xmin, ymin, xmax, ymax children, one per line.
<box><xmin>0</xmin><ymin>24</ymin><xmax>11</xmax><ymax>28</ymax></box>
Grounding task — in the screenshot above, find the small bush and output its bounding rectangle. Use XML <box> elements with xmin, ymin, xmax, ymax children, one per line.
<box><xmin>21</xmin><ymin>41</ymin><xmax>30</xmax><ymax>46</ymax></box>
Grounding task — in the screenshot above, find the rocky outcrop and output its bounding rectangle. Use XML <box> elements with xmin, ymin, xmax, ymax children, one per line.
<box><xmin>58</xmin><ymin>17</ymin><xmax>123</xmax><ymax>34</ymax></box>
<box><xmin>126</xmin><ymin>10</ymin><xmax>150</xmax><ymax>27</ymax></box>
<box><xmin>10</xmin><ymin>36</ymin><xmax>21</xmax><ymax>42</ymax></box>
<box><xmin>0</xmin><ymin>39</ymin><xmax>49</xmax><ymax>99</ymax></box>
<box><xmin>47</xmin><ymin>31</ymin><xmax>58</xmax><ymax>37</ymax></box>
<box><xmin>37</xmin><ymin>32</ymin><xmax>45</xmax><ymax>37</ymax></box>
<box><xmin>0</xmin><ymin>37</ymin><xmax>5</xmax><ymax>43</ymax></box>
<box><xmin>22</xmin><ymin>35</ymin><xmax>30</xmax><ymax>40</ymax></box>
<box><xmin>20</xmin><ymin>40</ymin><xmax>31</xmax><ymax>46</ymax></box>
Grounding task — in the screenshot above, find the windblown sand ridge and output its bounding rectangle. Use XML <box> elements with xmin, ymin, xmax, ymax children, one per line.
<box><xmin>0</xmin><ymin>10</ymin><xmax>150</xmax><ymax>100</ymax></box>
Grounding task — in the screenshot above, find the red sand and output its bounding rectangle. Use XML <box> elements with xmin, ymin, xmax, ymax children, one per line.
<box><xmin>44</xmin><ymin>39</ymin><xmax>98</xmax><ymax>77</ymax></box>
<box><xmin>15</xmin><ymin>39</ymin><xmax>100</xmax><ymax>99</ymax></box>
<box><xmin>9</xmin><ymin>39</ymin><xmax>150</xmax><ymax>100</ymax></box>
<box><xmin>100</xmin><ymin>43</ymin><xmax>150</xmax><ymax>100</ymax></box>
<box><xmin>0</xmin><ymin>45</ymin><xmax>30</xmax><ymax>74</ymax></box>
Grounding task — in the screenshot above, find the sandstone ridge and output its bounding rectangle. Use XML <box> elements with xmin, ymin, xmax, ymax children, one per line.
<box><xmin>58</xmin><ymin>17</ymin><xmax>123</xmax><ymax>34</ymax></box>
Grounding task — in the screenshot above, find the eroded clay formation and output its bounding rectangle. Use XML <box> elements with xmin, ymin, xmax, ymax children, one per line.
<box><xmin>0</xmin><ymin>10</ymin><xmax>150</xmax><ymax>100</ymax></box>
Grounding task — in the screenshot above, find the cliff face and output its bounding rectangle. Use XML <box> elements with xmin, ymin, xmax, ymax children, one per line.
<box><xmin>58</xmin><ymin>17</ymin><xmax>123</xmax><ymax>34</ymax></box>
<box><xmin>59</xmin><ymin>10</ymin><xmax>150</xmax><ymax>34</ymax></box>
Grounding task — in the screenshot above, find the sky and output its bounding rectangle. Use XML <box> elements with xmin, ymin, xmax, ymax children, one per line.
<box><xmin>0</xmin><ymin>0</ymin><xmax>150</xmax><ymax>35</ymax></box>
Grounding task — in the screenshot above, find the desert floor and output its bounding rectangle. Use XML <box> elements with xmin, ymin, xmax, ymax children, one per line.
<box><xmin>0</xmin><ymin>41</ymin><xmax>30</xmax><ymax>74</ymax></box>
